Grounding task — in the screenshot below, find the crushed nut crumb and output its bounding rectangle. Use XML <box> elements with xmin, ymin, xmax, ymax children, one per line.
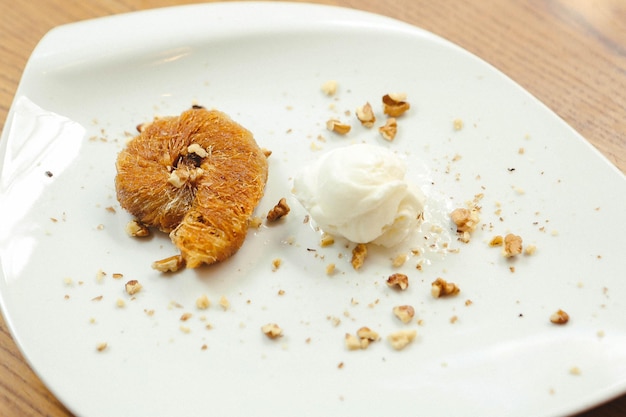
<box><xmin>356</xmin><ymin>102</ymin><xmax>376</xmax><ymax>127</ymax></box>
<box><xmin>320</xmin><ymin>233</ymin><xmax>335</xmax><ymax>247</ymax></box>
<box><xmin>152</xmin><ymin>255</ymin><xmax>185</xmax><ymax>272</ymax></box>
<box><xmin>267</xmin><ymin>198</ymin><xmax>290</xmax><ymax>221</ymax></box>
<box><xmin>393</xmin><ymin>305</ymin><xmax>415</xmax><ymax>323</ymax></box>
<box><xmin>379</xmin><ymin>117</ymin><xmax>398</xmax><ymax>141</ymax></box>
<box><xmin>125</xmin><ymin>280</ymin><xmax>142</xmax><ymax>295</ymax></box>
<box><xmin>453</xmin><ymin>118</ymin><xmax>464</xmax><ymax>131</ymax></box>
<box><xmin>502</xmin><ymin>234</ymin><xmax>523</xmax><ymax>257</ymax></box>
<box><xmin>351</xmin><ymin>243</ymin><xmax>368</xmax><ymax>270</ymax></box>
<box><xmin>387</xmin><ymin>329</ymin><xmax>417</xmax><ymax>350</ymax></box>
<box><xmin>96</xmin><ymin>342</ymin><xmax>108</xmax><ymax>352</ymax></box>
<box><xmin>382</xmin><ymin>93</ymin><xmax>410</xmax><ymax>117</ymax></box>
<box><xmin>326</xmin><ymin>119</ymin><xmax>351</xmax><ymax>135</ymax></box>
<box><xmin>196</xmin><ymin>294</ymin><xmax>210</xmax><ymax>310</ymax></box>
<box><xmin>550</xmin><ymin>309</ymin><xmax>569</xmax><ymax>325</ymax></box>
<box><xmin>387</xmin><ymin>273</ymin><xmax>409</xmax><ymax>290</ymax></box>
<box><xmin>431</xmin><ymin>277</ymin><xmax>460</xmax><ymax>298</ymax></box>
<box><xmin>489</xmin><ymin>235</ymin><xmax>503</xmax><ymax>247</ymax></box>
<box><xmin>262</xmin><ymin>323</ymin><xmax>283</xmax><ymax>339</ymax></box>
<box><xmin>321</xmin><ymin>80</ymin><xmax>338</xmax><ymax>96</ymax></box>
<box><xmin>219</xmin><ymin>295</ymin><xmax>230</xmax><ymax>310</ymax></box>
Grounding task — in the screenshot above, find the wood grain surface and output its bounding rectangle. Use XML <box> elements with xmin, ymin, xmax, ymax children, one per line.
<box><xmin>0</xmin><ymin>1</ymin><xmax>624</xmax><ymax>416</ymax></box>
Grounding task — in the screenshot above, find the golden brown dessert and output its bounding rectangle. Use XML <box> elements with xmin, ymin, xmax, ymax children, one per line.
<box><xmin>115</xmin><ymin>107</ymin><xmax>268</xmax><ymax>269</ymax></box>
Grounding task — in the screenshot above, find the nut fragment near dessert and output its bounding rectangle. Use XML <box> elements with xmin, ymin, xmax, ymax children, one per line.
<box><xmin>261</xmin><ymin>323</ymin><xmax>283</xmax><ymax>339</ymax></box>
<box><xmin>382</xmin><ymin>93</ymin><xmax>410</xmax><ymax>117</ymax></box>
<box><xmin>502</xmin><ymin>233</ymin><xmax>523</xmax><ymax>257</ymax></box>
<box><xmin>266</xmin><ymin>198</ymin><xmax>290</xmax><ymax>222</ymax></box>
<box><xmin>386</xmin><ymin>273</ymin><xmax>409</xmax><ymax>290</ymax></box>
<box><xmin>356</xmin><ymin>102</ymin><xmax>376</xmax><ymax>127</ymax></box>
<box><xmin>387</xmin><ymin>329</ymin><xmax>417</xmax><ymax>350</ymax></box>
<box><xmin>431</xmin><ymin>277</ymin><xmax>460</xmax><ymax>298</ymax></box>
<box><xmin>550</xmin><ymin>309</ymin><xmax>569</xmax><ymax>325</ymax></box>
<box><xmin>351</xmin><ymin>243</ymin><xmax>368</xmax><ymax>270</ymax></box>
<box><xmin>450</xmin><ymin>207</ymin><xmax>480</xmax><ymax>243</ymax></box>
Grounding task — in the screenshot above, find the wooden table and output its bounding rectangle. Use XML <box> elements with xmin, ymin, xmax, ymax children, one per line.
<box><xmin>0</xmin><ymin>0</ymin><xmax>624</xmax><ymax>416</ymax></box>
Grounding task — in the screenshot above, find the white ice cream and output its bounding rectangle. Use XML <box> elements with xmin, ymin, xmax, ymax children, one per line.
<box><xmin>292</xmin><ymin>144</ymin><xmax>425</xmax><ymax>247</ymax></box>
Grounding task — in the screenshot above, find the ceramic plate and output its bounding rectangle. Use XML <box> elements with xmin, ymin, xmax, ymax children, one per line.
<box><xmin>1</xmin><ymin>3</ymin><xmax>625</xmax><ymax>417</ymax></box>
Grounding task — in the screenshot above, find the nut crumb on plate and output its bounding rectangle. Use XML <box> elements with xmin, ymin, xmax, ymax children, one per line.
<box><xmin>124</xmin><ymin>280</ymin><xmax>142</xmax><ymax>295</ymax></box>
<box><xmin>266</xmin><ymin>198</ymin><xmax>290</xmax><ymax>222</ymax></box>
<box><xmin>502</xmin><ymin>233</ymin><xmax>523</xmax><ymax>257</ymax></box>
<box><xmin>219</xmin><ymin>295</ymin><xmax>230</xmax><ymax>310</ymax></box>
<box><xmin>387</xmin><ymin>273</ymin><xmax>409</xmax><ymax>290</ymax></box>
<box><xmin>196</xmin><ymin>294</ymin><xmax>210</xmax><ymax>310</ymax></box>
<box><xmin>96</xmin><ymin>342</ymin><xmax>108</xmax><ymax>352</ymax></box>
<box><xmin>393</xmin><ymin>305</ymin><xmax>415</xmax><ymax>323</ymax></box>
<box><xmin>262</xmin><ymin>323</ymin><xmax>283</xmax><ymax>339</ymax></box>
<box><xmin>125</xmin><ymin>219</ymin><xmax>150</xmax><ymax>237</ymax></box>
<box><xmin>450</xmin><ymin>208</ymin><xmax>480</xmax><ymax>242</ymax></box>
<box><xmin>431</xmin><ymin>277</ymin><xmax>460</xmax><ymax>298</ymax></box>
<box><xmin>379</xmin><ymin>117</ymin><xmax>398</xmax><ymax>141</ymax></box>
<box><xmin>321</xmin><ymin>80</ymin><xmax>338</xmax><ymax>96</ymax></box>
<box><xmin>387</xmin><ymin>329</ymin><xmax>417</xmax><ymax>350</ymax></box>
<box><xmin>382</xmin><ymin>93</ymin><xmax>410</xmax><ymax>117</ymax></box>
<box><xmin>550</xmin><ymin>309</ymin><xmax>569</xmax><ymax>325</ymax></box>
<box><xmin>351</xmin><ymin>243</ymin><xmax>368</xmax><ymax>270</ymax></box>
<box><xmin>326</xmin><ymin>119</ymin><xmax>351</xmax><ymax>135</ymax></box>
<box><xmin>152</xmin><ymin>254</ymin><xmax>185</xmax><ymax>272</ymax></box>
<box><xmin>355</xmin><ymin>102</ymin><xmax>376</xmax><ymax>127</ymax></box>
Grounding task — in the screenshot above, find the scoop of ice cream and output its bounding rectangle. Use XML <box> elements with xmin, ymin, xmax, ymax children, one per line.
<box><xmin>292</xmin><ymin>144</ymin><xmax>425</xmax><ymax>247</ymax></box>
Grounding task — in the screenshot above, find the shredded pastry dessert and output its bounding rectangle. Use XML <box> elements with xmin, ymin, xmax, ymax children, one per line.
<box><xmin>115</xmin><ymin>106</ymin><xmax>269</xmax><ymax>269</ymax></box>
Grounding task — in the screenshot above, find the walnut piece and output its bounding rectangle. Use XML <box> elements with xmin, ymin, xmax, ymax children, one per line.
<box><xmin>489</xmin><ymin>235</ymin><xmax>503</xmax><ymax>247</ymax></box>
<box><xmin>502</xmin><ymin>233</ymin><xmax>523</xmax><ymax>257</ymax></box>
<box><xmin>386</xmin><ymin>273</ymin><xmax>409</xmax><ymax>290</ymax></box>
<box><xmin>261</xmin><ymin>323</ymin><xmax>283</xmax><ymax>339</ymax></box>
<box><xmin>124</xmin><ymin>279</ymin><xmax>142</xmax><ymax>295</ymax></box>
<box><xmin>321</xmin><ymin>80</ymin><xmax>338</xmax><ymax>96</ymax></box>
<box><xmin>550</xmin><ymin>309</ymin><xmax>569</xmax><ymax>325</ymax></box>
<box><xmin>351</xmin><ymin>243</ymin><xmax>368</xmax><ymax>270</ymax></box>
<box><xmin>187</xmin><ymin>143</ymin><xmax>208</xmax><ymax>158</ymax></box>
<box><xmin>320</xmin><ymin>233</ymin><xmax>335</xmax><ymax>247</ymax></box>
<box><xmin>379</xmin><ymin>117</ymin><xmax>398</xmax><ymax>141</ymax></box>
<box><xmin>387</xmin><ymin>329</ymin><xmax>417</xmax><ymax>350</ymax></box>
<box><xmin>152</xmin><ymin>255</ymin><xmax>185</xmax><ymax>272</ymax></box>
<box><xmin>393</xmin><ymin>305</ymin><xmax>415</xmax><ymax>323</ymax></box>
<box><xmin>450</xmin><ymin>208</ymin><xmax>480</xmax><ymax>233</ymax></box>
<box><xmin>196</xmin><ymin>294</ymin><xmax>210</xmax><ymax>310</ymax></box>
<box><xmin>356</xmin><ymin>102</ymin><xmax>376</xmax><ymax>127</ymax></box>
<box><xmin>431</xmin><ymin>277</ymin><xmax>460</xmax><ymax>298</ymax></box>
<box><xmin>326</xmin><ymin>119</ymin><xmax>351</xmax><ymax>135</ymax></box>
<box><xmin>345</xmin><ymin>327</ymin><xmax>380</xmax><ymax>350</ymax></box>
<box><xmin>382</xmin><ymin>93</ymin><xmax>410</xmax><ymax>117</ymax></box>
<box><xmin>267</xmin><ymin>197</ymin><xmax>290</xmax><ymax>221</ymax></box>
<box><xmin>125</xmin><ymin>219</ymin><xmax>150</xmax><ymax>237</ymax></box>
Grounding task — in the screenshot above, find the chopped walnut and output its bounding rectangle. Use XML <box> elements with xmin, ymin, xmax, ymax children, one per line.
<box><xmin>152</xmin><ymin>255</ymin><xmax>185</xmax><ymax>272</ymax></box>
<box><xmin>356</xmin><ymin>102</ymin><xmax>376</xmax><ymax>127</ymax></box>
<box><xmin>453</xmin><ymin>118</ymin><xmax>464</xmax><ymax>131</ymax></box>
<box><xmin>124</xmin><ymin>280</ymin><xmax>142</xmax><ymax>295</ymax></box>
<box><xmin>387</xmin><ymin>329</ymin><xmax>417</xmax><ymax>350</ymax></box>
<box><xmin>550</xmin><ymin>309</ymin><xmax>569</xmax><ymax>325</ymax></box>
<box><xmin>267</xmin><ymin>198</ymin><xmax>290</xmax><ymax>221</ymax></box>
<box><xmin>502</xmin><ymin>233</ymin><xmax>523</xmax><ymax>257</ymax></box>
<box><xmin>386</xmin><ymin>273</ymin><xmax>409</xmax><ymax>290</ymax></box>
<box><xmin>125</xmin><ymin>219</ymin><xmax>150</xmax><ymax>237</ymax></box>
<box><xmin>431</xmin><ymin>277</ymin><xmax>460</xmax><ymax>298</ymax></box>
<box><xmin>96</xmin><ymin>342</ymin><xmax>108</xmax><ymax>352</ymax></box>
<box><xmin>524</xmin><ymin>244</ymin><xmax>537</xmax><ymax>255</ymax></box>
<box><xmin>379</xmin><ymin>118</ymin><xmax>398</xmax><ymax>141</ymax></box>
<box><xmin>262</xmin><ymin>323</ymin><xmax>283</xmax><ymax>339</ymax></box>
<box><xmin>351</xmin><ymin>243</ymin><xmax>368</xmax><ymax>270</ymax></box>
<box><xmin>196</xmin><ymin>294</ymin><xmax>210</xmax><ymax>310</ymax></box>
<box><xmin>320</xmin><ymin>233</ymin><xmax>335</xmax><ymax>247</ymax></box>
<box><xmin>187</xmin><ymin>143</ymin><xmax>208</xmax><ymax>158</ymax></box>
<box><xmin>345</xmin><ymin>327</ymin><xmax>379</xmax><ymax>350</ymax></box>
<box><xmin>325</xmin><ymin>263</ymin><xmax>336</xmax><ymax>275</ymax></box>
<box><xmin>321</xmin><ymin>80</ymin><xmax>338</xmax><ymax>96</ymax></box>
<box><xmin>393</xmin><ymin>305</ymin><xmax>415</xmax><ymax>323</ymax></box>
<box><xmin>326</xmin><ymin>119</ymin><xmax>351</xmax><ymax>135</ymax></box>
<box><xmin>248</xmin><ymin>216</ymin><xmax>263</xmax><ymax>228</ymax></box>
<box><xmin>450</xmin><ymin>208</ymin><xmax>480</xmax><ymax>233</ymax></box>
<box><xmin>382</xmin><ymin>93</ymin><xmax>410</xmax><ymax>117</ymax></box>
<box><xmin>344</xmin><ymin>333</ymin><xmax>362</xmax><ymax>350</ymax></box>
<box><xmin>219</xmin><ymin>295</ymin><xmax>230</xmax><ymax>310</ymax></box>
<box><xmin>489</xmin><ymin>235</ymin><xmax>503</xmax><ymax>247</ymax></box>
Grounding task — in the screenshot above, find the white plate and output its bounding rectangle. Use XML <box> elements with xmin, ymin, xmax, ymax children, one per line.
<box><xmin>1</xmin><ymin>3</ymin><xmax>625</xmax><ymax>417</ymax></box>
